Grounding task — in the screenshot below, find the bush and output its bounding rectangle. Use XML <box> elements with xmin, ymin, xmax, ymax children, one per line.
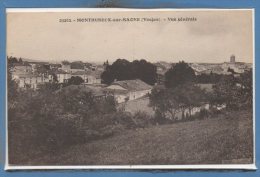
<box><xmin>132</xmin><ymin>111</ymin><xmax>154</xmax><ymax>128</ymax></box>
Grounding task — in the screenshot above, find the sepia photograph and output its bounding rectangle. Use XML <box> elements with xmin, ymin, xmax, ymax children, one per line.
<box><xmin>6</xmin><ymin>8</ymin><xmax>254</xmax><ymax>169</ymax></box>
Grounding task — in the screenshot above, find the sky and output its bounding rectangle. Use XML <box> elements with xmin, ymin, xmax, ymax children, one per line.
<box><xmin>7</xmin><ymin>9</ymin><xmax>253</xmax><ymax>63</ymax></box>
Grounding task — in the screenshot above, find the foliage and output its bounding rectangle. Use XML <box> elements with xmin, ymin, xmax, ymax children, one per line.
<box><xmin>61</xmin><ymin>60</ymin><xmax>70</xmax><ymax>65</ymax></box>
<box><xmin>165</xmin><ymin>61</ymin><xmax>196</xmax><ymax>88</ymax></box>
<box><xmin>38</xmin><ymin>82</ymin><xmax>61</xmax><ymax>92</ymax></box>
<box><xmin>209</xmin><ymin>70</ymin><xmax>252</xmax><ymax>110</ymax></box>
<box><xmin>101</xmin><ymin>59</ymin><xmax>157</xmax><ymax>85</ymax></box>
<box><xmin>7</xmin><ymin>68</ymin><xmax>18</xmax><ymax>109</ymax></box>
<box><xmin>196</xmin><ymin>72</ymin><xmax>222</xmax><ymax>84</ymax></box>
<box><xmin>238</xmin><ymin>69</ymin><xmax>253</xmax><ymax>107</ymax></box>
<box><xmin>149</xmin><ymin>83</ymin><xmax>206</xmax><ymax>121</ymax></box>
<box><xmin>67</xmin><ymin>76</ymin><xmax>84</xmax><ymax>85</ymax></box>
<box><xmin>7</xmin><ymin>56</ymin><xmax>20</xmax><ymax>67</ymax></box>
<box><xmin>149</xmin><ymin>86</ymin><xmax>179</xmax><ymax>122</ymax></box>
<box><xmin>71</xmin><ymin>61</ymin><xmax>84</xmax><ymax>69</ymax></box>
<box><xmin>227</xmin><ymin>67</ymin><xmax>236</xmax><ymax>74</ymax></box>
<box><xmin>132</xmin><ymin>111</ymin><xmax>154</xmax><ymax>128</ymax></box>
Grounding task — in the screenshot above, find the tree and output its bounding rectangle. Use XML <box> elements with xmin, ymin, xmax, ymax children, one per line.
<box><xmin>132</xmin><ymin>59</ymin><xmax>157</xmax><ymax>85</ymax></box>
<box><xmin>173</xmin><ymin>84</ymin><xmax>206</xmax><ymax>118</ymax></box>
<box><xmin>149</xmin><ymin>86</ymin><xmax>179</xmax><ymax>121</ymax></box>
<box><xmin>209</xmin><ymin>70</ymin><xmax>253</xmax><ymax>110</ymax></box>
<box><xmin>67</xmin><ymin>76</ymin><xmax>84</xmax><ymax>85</ymax></box>
<box><xmin>149</xmin><ymin>83</ymin><xmax>206</xmax><ymax>122</ymax></box>
<box><xmin>7</xmin><ymin>56</ymin><xmax>19</xmax><ymax>68</ymax></box>
<box><xmin>165</xmin><ymin>61</ymin><xmax>196</xmax><ymax>88</ymax></box>
<box><xmin>209</xmin><ymin>75</ymin><xmax>240</xmax><ymax>109</ymax></box>
<box><xmin>59</xmin><ymin>88</ymin><xmax>95</xmax><ymax>115</ymax></box>
<box><xmin>101</xmin><ymin>69</ymin><xmax>114</xmax><ymax>85</ymax></box>
<box><xmin>103</xmin><ymin>60</ymin><xmax>109</xmax><ymax>69</ymax></box>
<box><xmin>196</xmin><ymin>73</ymin><xmax>222</xmax><ymax>84</ymax></box>
<box><xmin>61</xmin><ymin>60</ymin><xmax>70</xmax><ymax>65</ymax></box>
<box><xmin>7</xmin><ymin>62</ymin><xmax>19</xmax><ymax>111</ymax></box>
<box><xmin>71</xmin><ymin>61</ymin><xmax>84</xmax><ymax>70</ymax></box>
<box><xmin>101</xmin><ymin>59</ymin><xmax>157</xmax><ymax>85</ymax></box>
<box><xmin>238</xmin><ymin>69</ymin><xmax>252</xmax><ymax>107</ymax></box>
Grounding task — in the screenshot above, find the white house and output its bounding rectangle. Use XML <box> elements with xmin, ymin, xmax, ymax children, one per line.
<box><xmin>15</xmin><ymin>73</ymin><xmax>48</xmax><ymax>90</ymax></box>
<box><xmin>61</xmin><ymin>63</ymin><xmax>71</xmax><ymax>73</ymax></box>
<box><xmin>71</xmin><ymin>70</ymin><xmax>102</xmax><ymax>84</ymax></box>
<box><xmin>11</xmin><ymin>63</ymin><xmax>32</xmax><ymax>75</ymax></box>
<box><xmin>106</xmin><ymin>79</ymin><xmax>152</xmax><ymax>103</ymax></box>
<box><xmin>50</xmin><ymin>70</ymin><xmax>71</xmax><ymax>83</ymax></box>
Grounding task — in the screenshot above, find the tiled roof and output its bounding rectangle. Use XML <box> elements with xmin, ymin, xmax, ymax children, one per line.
<box><xmin>111</xmin><ymin>79</ymin><xmax>152</xmax><ymax>92</ymax></box>
<box><xmin>57</xmin><ymin>70</ymin><xmax>70</xmax><ymax>74</ymax></box>
<box><xmin>71</xmin><ymin>70</ymin><xmax>102</xmax><ymax>79</ymax></box>
<box><xmin>13</xmin><ymin>62</ymin><xmax>31</xmax><ymax>67</ymax></box>
<box><xmin>15</xmin><ymin>73</ymin><xmax>41</xmax><ymax>78</ymax></box>
<box><xmin>71</xmin><ymin>71</ymin><xmax>86</xmax><ymax>75</ymax></box>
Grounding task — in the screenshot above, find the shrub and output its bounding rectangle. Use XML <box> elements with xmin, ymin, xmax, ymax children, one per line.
<box><xmin>132</xmin><ymin>111</ymin><xmax>154</xmax><ymax>128</ymax></box>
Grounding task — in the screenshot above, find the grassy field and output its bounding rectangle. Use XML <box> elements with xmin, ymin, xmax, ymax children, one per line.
<box><xmin>27</xmin><ymin>109</ymin><xmax>253</xmax><ymax>165</ymax></box>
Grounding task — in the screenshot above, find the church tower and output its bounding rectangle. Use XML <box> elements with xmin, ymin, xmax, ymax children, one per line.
<box><xmin>230</xmin><ymin>55</ymin><xmax>235</xmax><ymax>63</ymax></box>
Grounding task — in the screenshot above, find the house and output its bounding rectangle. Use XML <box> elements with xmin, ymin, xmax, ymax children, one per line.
<box><xmin>106</xmin><ymin>79</ymin><xmax>153</xmax><ymax>103</ymax></box>
<box><xmin>49</xmin><ymin>70</ymin><xmax>71</xmax><ymax>83</ymax></box>
<box><xmin>71</xmin><ymin>62</ymin><xmax>85</xmax><ymax>73</ymax></box>
<box><xmin>71</xmin><ymin>71</ymin><xmax>87</xmax><ymax>81</ymax></box>
<box><xmin>11</xmin><ymin>63</ymin><xmax>32</xmax><ymax>74</ymax></box>
<box><xmin>14</xmin><ymin>73</ymin><xmax>48</xmax><ymax>89</ymax></box>
<box><xmin>50</xmin><ymin>64</ymin><xmax>62</xmax><ymax>70</ymax></box>
<box><xmin>85</xmin><ymin>70</ymin><xmax>102</xmax><ymax>84</ymax></box>
<box><xmin>61</xmin><ymin>62</ymin><xmax>71</xmax><ymax>73</ymax></box>
<box><xmin>71</xmin><ymin>70</ymin><xmax>102</xmax><ymax>84</ymax></box>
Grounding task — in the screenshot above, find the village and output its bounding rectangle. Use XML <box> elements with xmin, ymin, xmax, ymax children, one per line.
<box><xmin>8</xmin><ymin>55</ymin><xmax>252</xmax><ymax>120</ymax></box>
<box><xmin>8</xmin><ymin>55</ymin><xmax>254</xmax><ymax>166</ymax></box>
<box><xmin>9</xmin><ymin>55</ymin><xmax>251</xmax><ymax>92</ymax></box>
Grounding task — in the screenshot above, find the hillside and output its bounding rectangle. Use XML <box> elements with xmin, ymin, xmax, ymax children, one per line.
<box><xmin>27</xmin><ymin>110</ymin><xmax>253</xmax><ymax>165</ymax></box>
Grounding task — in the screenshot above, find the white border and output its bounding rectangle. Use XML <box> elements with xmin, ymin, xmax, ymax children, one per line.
<box><xmin>252</xmin><ymin>8</ymin><xmax>256</xmax><ymax>168</ymax></box>
<box><xmin>5</xmin><ymin>8</ymin><xmax>256</xmax><ymax>171</ymax></box>
<box><xmin>5</xmin><ymin>164</ymin><xmax>257</xmax><ymax>170</ymax></box>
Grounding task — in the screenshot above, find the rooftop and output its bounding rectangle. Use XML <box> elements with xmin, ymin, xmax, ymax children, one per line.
<box><xmin>111</xmin><ymin>79</ymin><xmax>153</xmax><ymax>92</ymax></box>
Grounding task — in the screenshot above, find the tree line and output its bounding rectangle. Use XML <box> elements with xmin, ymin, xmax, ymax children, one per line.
<box><xmin>101</xmin><ymin>59</ymin><xmax>157</xmax><ymax>85</ymax></box>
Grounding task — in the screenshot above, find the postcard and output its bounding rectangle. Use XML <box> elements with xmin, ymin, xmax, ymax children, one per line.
<box><xmin>5</xmin><ymin>8</ymin><xmax>255</xmax><ymax>170</ymax></box>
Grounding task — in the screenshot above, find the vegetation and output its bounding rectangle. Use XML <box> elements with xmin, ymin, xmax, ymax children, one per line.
<box><xmin>196</xmin><ymin>72</ymin><xmax>222</xmax><ymax>84</ymax></box>
<box><xmin>149</xmin><ymin>84</ymin><xmax>206</xmax><ymax>122</ymax></box>
<box><xmin>24</xmin><ymin>109</ymin><xmax>253</xmax><ymax>165</ymax></box>
<box><xmin>209</xmin><ymin>69</ymin><xmax>252</xmax><ymax>109</ymax></box>
<box><xmin>149</xmin><ymin>61</ymin><xmax>207</xmax><ymax>122</ymax></box>
<box><xmin>71</xmin><ymin>61</ymin><xmax>84</xmax><ymax>69</ymax></box>
<box><xmin>61</xmin><ymin>60</ymin><xmax>70</xmax><ymax>65</ymax></box>
<box><xmin>101</xmin><ymin>59</ymin><xmax>157</xmax><ymax>85</ymax></box>
<box><xmin>67</xmin><ymin>76</ymin><xmax>84</xmax><ymax>85</ymax></box>
<box><xmin>8</xmin><ymin>82</ymin><xmax>155</xmax><ymax>164</ymax></box>
<box><xmin>165</xmin><ymin>61</ymin><xmax>196</xmax><ymax>88</ymax></box>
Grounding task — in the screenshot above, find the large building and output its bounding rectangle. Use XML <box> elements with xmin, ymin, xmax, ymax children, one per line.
<box><xmin>11</xmin><ymin>63</ymin><xmax>32</xmax><ymax>75</ymax></box>
<box><xmin>13</xmin><ymin>73</ymin><xmax>49</xmax><ymax>89</ymax></box>
<box><xmin>106</xmin><ymin>79</ymin><xmax>152</xmax><ymax>103</ymax></box>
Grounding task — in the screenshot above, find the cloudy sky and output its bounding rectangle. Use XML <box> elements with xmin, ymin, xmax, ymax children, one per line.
<box><xmin>7</xmin><ymin>9</ymin><xmax>253</xmax><ymax>63</ymax></box>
